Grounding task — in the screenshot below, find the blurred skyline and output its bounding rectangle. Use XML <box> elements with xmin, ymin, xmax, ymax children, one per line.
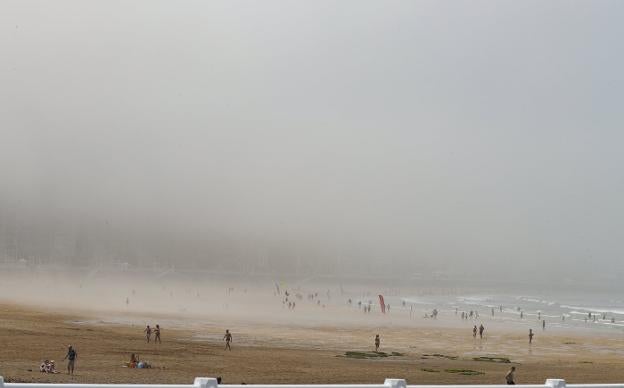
<box><xmin>1</xmin><ymin>1</ymin><xmax>623</xmax><ymax>282</ymax></box>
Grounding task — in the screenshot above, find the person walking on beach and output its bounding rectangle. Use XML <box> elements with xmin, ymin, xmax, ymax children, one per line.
<box><xmin>224</xmin><ymin>329</ymin><xmax>233</xmax><ymax>351</ymax></box>
<box><xmin>154</xmin><ymin>324</ymin><xmax>161</xmax><ymax>343</ymax></box>
<box><xmin>505</xmin><ymin>366</ymin><xmax>516</xmax><ymax>385</ymax></box>
<box><xmin>63</xmin><ymin>345</ymin><xmax>77</xmax><ymax>376</ymax></box>
<box><xmin>374</xmin><ymin>334</ymin><xmax>381</xmax><ymax>352</ymax></box>
<box><xmin>542</xmin><ymin>320</ymin><xmax>546</xmax><ymax>330</ymax></box>
<box><xmin>529</xmin><ymin>329</ymin><xmax>534</xmax><ymax>344</ymax></box>
<box><xmin>479</xmin><ymin>324</ymin><xmax>485</xmax><ymax>339</ymax></box>
<box><xmin>144</xmin><ymin>325</ymin><xmax>152</xmax><ymax>343</ymax></box>
<box><xmin>473</xmin><ymin>325</ymin><xmax>478</xmax><ymax>338</ymax></box>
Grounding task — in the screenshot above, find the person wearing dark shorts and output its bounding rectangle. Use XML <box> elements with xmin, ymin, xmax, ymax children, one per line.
<box><xmin>144</xmin><ymin>325</ymin><xmax>152</xmax><ymax>343</ymax></box>
<box><xmin>224</xmin><ymin>329</ymin><xmax>232</xmax><ymax>350</ymax></box>
<box><xmin>506</xmin><ymin>366</ymin><xmax>516</xmax><ymax>385</ymax></box>
<box><xmin>64</xmin><ymin>345</ymin><xmax>77</xmax><ymax>375</ymax></box>
<box><xmin>154</xmin><ymin>325</ymin><xmax>161</xmax><ymax>343</ymax></box>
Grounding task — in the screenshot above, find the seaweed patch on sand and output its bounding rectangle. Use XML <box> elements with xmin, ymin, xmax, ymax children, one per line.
<box><xmin>445</xmin><ymin>369</ymin><xmax>485</xmax><ymax>376</ymax></box>
<box><xmin>473</xmin><ymin>356</ymin><xmax>511</xmax><ymax>363</ymax></box>
<box><xmin>423</xmin><ymin>353</ymin><xmax>458</xmax><ymax>360</ymax></box>
<box><xmin>339</xmin><ymin>351</ymin><xmax>404</xmax><ymax>359</ymax></box>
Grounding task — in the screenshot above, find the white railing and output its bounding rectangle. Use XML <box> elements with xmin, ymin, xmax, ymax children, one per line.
<box><xmin>0</xmin><ymin>377</ymin><xmax>620</xmax><ymax>388</ymax></box>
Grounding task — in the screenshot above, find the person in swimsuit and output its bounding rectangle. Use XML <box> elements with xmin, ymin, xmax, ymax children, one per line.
<box><xmin>506</xmin><ymin>366</ymin><xmax>516</xmax><ymax>385</ymax></box>
<box><xmin>529</xmin><ymin>329</ymin><xmax>534</xmax><ymax>344</ymax></box>
<box><xmin>224</xmin><ymin>329</ymin><xmax>232</xmax><ymax>350</ymax></box>
<box><xmin>144</xmin><ymin>325</ymin><xmax>152</xmax><ymax>343</ymax></box>
<box><xmin>154</xmin><ymin>324</ymin><xmax>161</xmax><ymax>343</ymax></box>
<box><xmin>479</xmin><ymin>324</ymin><xmax>485</xmax><ymax>339</ymax></box>
<box><xmin>63</xmin><ymin>345</ymin><xmax>77</xmax><ymax>375</ymax></box>
<box><xmin>473</xmin><ymin>325</ymin><xmax>478</xmax><ymax>338</ymax></box>
<box><xmin>374</xmin><ymin>334</ymin><xmax>380</xmax><ymax>351</ymax></box>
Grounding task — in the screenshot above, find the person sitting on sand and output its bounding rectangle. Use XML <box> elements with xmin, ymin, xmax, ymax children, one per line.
<box><xmin>154</xmin><ymin>325</ymin><xmax>161</xmax><ymax>343</ymax></box>
<box><xmin>144</xmin><ymin>325</ymin><xmax>152</xmax><ymax>343</ymax></box>
<box><xmin>128</xmin><ymin>353</ymin><xmax>138</xmax><ymax>368</ymax></box>
<box><xmin>374</xmin><ymin>334</ymin><xmax>380</xmax><ymax>351</ymax></box>
<box><xmin>224</xmin><ymin>329</ymin><xmax>233</xmax><ymax>351</ymax></box>
<box><xmin>40</xmin><ymin>359</ymin><xmax>59</xmax><ymax>373</ymax></box>
<box><xmin>506</xmin><ymin>366</ymin><xmax>516</xmax><ymax>385</ymax></box>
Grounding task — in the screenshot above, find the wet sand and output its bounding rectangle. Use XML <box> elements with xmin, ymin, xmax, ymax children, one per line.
<box><xmin>1</xmin><ymin>303</ymin><xmax>624</xmax><ymax>385</ymax></box>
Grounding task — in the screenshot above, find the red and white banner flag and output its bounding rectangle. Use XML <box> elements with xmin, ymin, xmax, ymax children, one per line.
<box><xmin>378</xmin><ymin>294</ymin><xmax>386</xmax><ymax>314</ymax></box>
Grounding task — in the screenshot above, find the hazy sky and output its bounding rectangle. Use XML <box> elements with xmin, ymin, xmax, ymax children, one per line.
<box><xmin>1</xmin><ymin>1</ymin><xmax>623</xmax><ymax>276</ymax></box>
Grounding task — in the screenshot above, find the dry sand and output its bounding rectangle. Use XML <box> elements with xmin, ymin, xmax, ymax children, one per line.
<box><xmin>1</xmin><ymin>304</ymin><xmax>624</xmax><ymax>385</ymax></box>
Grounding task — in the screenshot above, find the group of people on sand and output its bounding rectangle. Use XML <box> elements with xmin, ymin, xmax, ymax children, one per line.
<box><xmin>460</xmin><ymin>310</ymin><xmax>480</xmax><ymax>320</ymax></box>
<box><xmin>472</xmin><ymin>324</ymin><xmax>486</xmax><ymax>338</ymax></box>
<box><xmin>469</xmin><ymin>322</ymin><xmax>538</xmax><ymax>344</ymax></box>
<box><xmin>126</xmin><ymin>353</ymin><xmax>151</xmax><ymax>369</ymax></box>
<box><xmin>41</xmin><ymin>345</ymin><xmax>77</xmax><ymax>375</ymax></box>
<box><xmin>39</xmin><ymin>359</ymin><xmax>59</xmax><ymax>374</ymax></box>
<box><xmin>144</xmin><ymin>324</ymin><xmax>162</xmax><ymax>343</ymax></box>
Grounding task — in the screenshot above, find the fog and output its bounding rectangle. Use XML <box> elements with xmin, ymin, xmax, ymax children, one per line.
<box><xmin>1</xmin><ymin>1</ymin><xmax>624</xmax><ymax>286</ymax></box>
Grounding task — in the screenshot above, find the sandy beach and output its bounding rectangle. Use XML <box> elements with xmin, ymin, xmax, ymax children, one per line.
<box><xmin>1</xmin><ymin>302</ymin><xmax>624</xmax><ymax>385</ymax></box>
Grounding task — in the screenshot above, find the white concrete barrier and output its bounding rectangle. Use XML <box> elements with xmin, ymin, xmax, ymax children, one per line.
<box><xmin>0</xmin><ymin>376</ymin><xmax>622</xmax><ymax>388</ymax></box>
